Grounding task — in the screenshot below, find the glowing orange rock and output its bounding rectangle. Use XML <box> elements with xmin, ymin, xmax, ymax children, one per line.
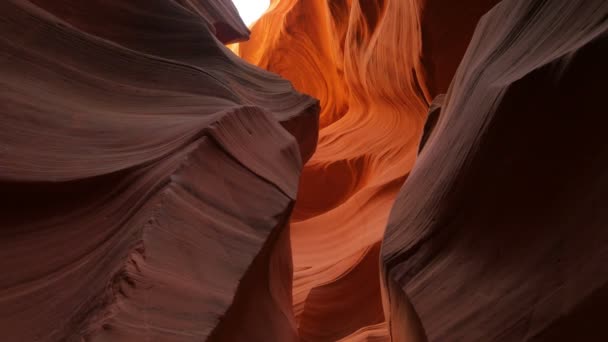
<box><xmin>233</xmin><ymin>0</ymin><xmax>497</xmax><ymax>339</ymax></box>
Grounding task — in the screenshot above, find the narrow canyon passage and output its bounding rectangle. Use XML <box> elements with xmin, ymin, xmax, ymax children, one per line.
<box><xmin>0</xmin><ymin>0</ymin><xmax>607</xmax><ymax>341</ymax></box>
<box><xmin>231</xmin><ymin>0</ymin><xmax>500</xmax><ymax>340</ymax></box>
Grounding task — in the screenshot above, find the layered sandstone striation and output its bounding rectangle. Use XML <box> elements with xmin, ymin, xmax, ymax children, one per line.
<box><xmin>383</xmin><ymin>0</ymin><xmax>608</xmax><ymax>341</ymax></box>
<box><xmin>2</xmin><ymin>0</ymin><xmax>608</xmax><ymax>341</ymax></box>
<box><xmin>0</xmin><ymin>0</ymin><xmax>318</xmax><ymax>341</ymax></box>
<box><xmin>233</xmin><ymin>0</ymin><xmax>500</xmax><ymax>340</ymax></box>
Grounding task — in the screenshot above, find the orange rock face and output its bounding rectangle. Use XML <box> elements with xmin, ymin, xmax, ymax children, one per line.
<box><xmin>232</xmin><ymin>0</ymin><xmax>500</xmax><ymax>340</ymax></box>
<box><xmin>2</xmin><ymin>0</ymin><xmax>608</xmax><ymax>341</ymax></box>
<box><xmin>235</xmin><ymin>1</ymin><xmax>427</xmax><ymax>339</ymax></box>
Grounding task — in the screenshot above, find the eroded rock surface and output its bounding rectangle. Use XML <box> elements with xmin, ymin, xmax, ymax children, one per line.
<box><xmin>2</xmin><ymin>0</ymin><xmax>608</xmax><ymax>341</ymax></box>
<box><xmin>383</xmin><ymin>0</ymin><xmax>608</xmax><ymax>340</ymax></box>
<box><xmin>0</xmin><ymin>1</ymin><xmax>318</xmax><ymax>341</ymax></box>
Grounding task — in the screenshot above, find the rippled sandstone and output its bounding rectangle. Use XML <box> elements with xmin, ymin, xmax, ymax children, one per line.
<box><xmin>0</xmin><ymin>1</ymin><xmax>317</xmax><ymax>341</ymax></box>
<box><xmin>2</xmin><ymin>0</ymin><xmax>607</xmax><ymax>341</ymax></box>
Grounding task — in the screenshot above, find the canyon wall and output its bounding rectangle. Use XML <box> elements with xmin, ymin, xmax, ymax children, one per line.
<box><xmin>1</xmin><ymin>0</ymin><xmax>607</xmax><ymax>341</ymax></box>
<box><xmin>233</xmin><ymin>0</ymin><xmax>500</xmax><ymax>340</ymax></box>
<box><xmin>0</xmin><ymin>1</ymin><xmax>317</xmax><ymax>341</ymax></box>
<box><xmin>383</xmin><ymin>0</ymin><xmax>608</xmax><ymax>341</ymax></box>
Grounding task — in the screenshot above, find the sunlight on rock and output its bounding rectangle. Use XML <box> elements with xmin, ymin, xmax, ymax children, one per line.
<box><xmin>232</xmin><ymin>0</ymin><xmax>270</xmax><ymax>27</ymax></box>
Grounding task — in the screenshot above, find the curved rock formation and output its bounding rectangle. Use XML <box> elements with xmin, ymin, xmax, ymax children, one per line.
<box><xmin>0</xmin><ymin>0</ymin><xmax>318</xmax><ymax>341</ymax></box>
<box><xmin>3</xmin><ymin>0</ymin><xmax>608</xmax><ymax>341</ymax></box>
<box><xmin>383</xmin><ymin>0</ymin><xmax>608</xmax><ymax>340</ymax></box>
<box><xmin>233</xmin><ymin>0</ymin><xmax>501</xmax><ymax>339</ymax></box>
<box><xmin>235</xmin><ymin>1</ymin><xmax>427</xmax><ymax>339</ymax></box>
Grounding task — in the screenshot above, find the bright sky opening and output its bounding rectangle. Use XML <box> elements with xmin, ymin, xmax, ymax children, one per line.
<box><xmin>232</xmin><ymin>0</ymin><xmax>270</xmax><ymax>27</ymax></box>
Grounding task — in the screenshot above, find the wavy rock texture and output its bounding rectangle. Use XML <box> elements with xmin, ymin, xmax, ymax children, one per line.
<box><xmin>0</xmin><ymin>0</ymin><xmax>318</xmax><ymax>341</ymax></box>
<box><xmin>235</xmin><ymin>2</ymin><xmax>428</xmax><ymax>340</ymax></box>
<box><xmin>233</xmin><ymin>0</ymin><xmax>499</xmax><ymax>340</ymax></box>
<box><xmin>3</xmin><ymin>0</ymin><xmax>608</xmax><ymax>341</ymax></box>
<box><xmin>383</xmin><ymin>0</ymin><xmax>608</xmax><ymax>341</ymax></box>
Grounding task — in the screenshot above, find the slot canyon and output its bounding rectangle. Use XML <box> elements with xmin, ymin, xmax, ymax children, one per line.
<box><xmin>1</xmin><ymin>0</ymin><xmax>607</xmax><ymax>341</ymax></box>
